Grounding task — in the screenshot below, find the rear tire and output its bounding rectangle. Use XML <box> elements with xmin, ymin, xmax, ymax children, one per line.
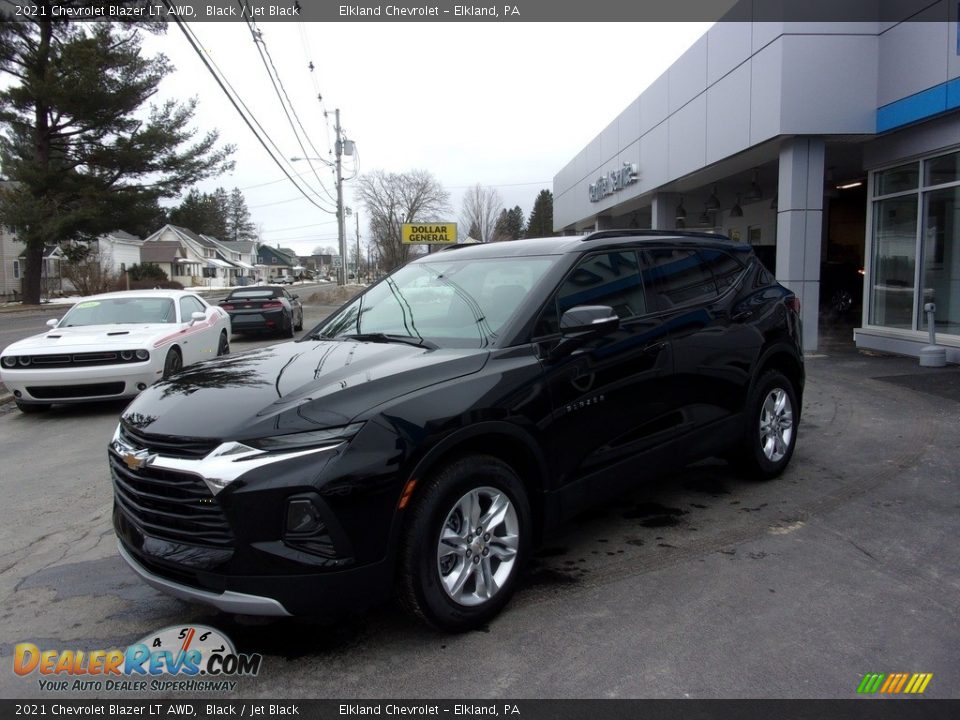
<box><xmin>399</xmin><ymin>455</ymin><xmax>531</xmax><ymax>632</ymax></box>
<box><xmin>295</xmin><ymin>310</ymin><xmax>303</xmax><ymax>331</ymax></box>
<box><xmin>16</xmin><ymin>400</ymin><xmax>50</xmax><ymax>414</ymax></box>
<box><xmin>733</xmin><ymin>369</ymin><xmax>798</xmax><ymax>480</ymax></box>
<box><xmin>284</xmin><ymin>312</ymin><xmax>295</xmax><ymax>338</ymax></box>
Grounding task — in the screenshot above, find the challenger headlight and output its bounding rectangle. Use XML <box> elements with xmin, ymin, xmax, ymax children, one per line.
<box><xmin>1</xmin><ymin>356</ymin><xmax>16</xmax><ymax>368</ymax></box>
<box><xmin>245</xmin><ymin>422</ymin><xmax>365</xmax><ymax>452</ymax></box>
<box><xmin>135</xmin><ymin>349</ymin><xmax>149</xmax><ymax>361</ymax></box>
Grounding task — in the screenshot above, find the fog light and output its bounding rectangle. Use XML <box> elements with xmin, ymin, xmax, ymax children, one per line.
<box><xmin>1</xmin><ymin>356</ymin><xmax>15</xmax><ymax>368</ymax></box>
<box><xmin>285</xmin><ymin>499</ymin><xmax>324</xmax><ymax>535</ymax></box>
<box><xmin>137</xmin><ymin>383</ymin><xmax>147</xmax><ymax>391</ymax></box>
<box><xmin>135</xmin><ymin>349</ymin><xmax>149</xmax><ymax>361</ymax></box>
<box><xmin>13</xmin><ymin>390</ymin><xmax>22</xmax><ymax>398</ymax></box>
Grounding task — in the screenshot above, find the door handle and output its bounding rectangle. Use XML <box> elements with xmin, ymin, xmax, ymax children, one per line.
<box><xmin>732</xmin><ymin>310</ymin><xmax>754</xmax><ymax>322</ymax></box>
<box><xmin>643</xmin><ymin>340</ymin><xmax>667</xmax><ymax>354</ymax></box>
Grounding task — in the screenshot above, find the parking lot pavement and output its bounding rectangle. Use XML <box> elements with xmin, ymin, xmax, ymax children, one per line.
<box><xmin>0</xmin><ymin>332</ymin><xmax>958</xmax><ymax>699</ymax></box>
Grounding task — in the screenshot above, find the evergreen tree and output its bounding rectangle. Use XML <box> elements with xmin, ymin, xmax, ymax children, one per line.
<box><xmin>525</xmin><ymin>190</ymin><xmax>555</xmax><ymax>238</ymax></box>
<box><xmin>0</xmin><ymin>15</ymin><xmax>234</xmax><ymax>303</ymax></box>
<box><xmin>494</xmin><ymin>205</ymin><xmax>526</xmax><ymax>241</ymax></box>
<box><xmin>169</xmin><ymin>188</ymin><xmax>229</xmax><ymax>238</ymax></box>
<box><xmin>226</xmin><ymin>187</ymin><xmax>257</xmax><ymax>241</ymax></box>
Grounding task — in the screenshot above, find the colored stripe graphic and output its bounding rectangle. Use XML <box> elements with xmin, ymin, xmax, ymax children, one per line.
<box><xmin>857</xmin><ymin>673</ymin><xmax>885</xmax><ymax>693</ymax></box>
<box><xmin>857</xmin><ymin>672</ymin><xmax>932</xmax><ymax>694</ymax></box>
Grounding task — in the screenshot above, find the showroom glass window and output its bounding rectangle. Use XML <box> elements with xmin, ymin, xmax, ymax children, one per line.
<box><xmin>869</xmin><ymin>150</ymin><xmax>960</xmax><ymax>335</ymax></box>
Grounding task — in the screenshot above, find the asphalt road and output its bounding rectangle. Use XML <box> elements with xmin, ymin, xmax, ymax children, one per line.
<box><xmin>0</xmin><ymin>330</ymin><xmax>958</xmax><ymax>700</ymax></box>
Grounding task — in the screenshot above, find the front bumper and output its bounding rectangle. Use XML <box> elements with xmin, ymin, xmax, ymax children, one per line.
<box><xmin>117</xmin><ymin>541</ymin><xmax>291</xmax><ymax>616</ymax></box>
<box><xmin>2</xmin><ymin>361</ymin><xmax>161</xmax><ymax>403</ymax></box>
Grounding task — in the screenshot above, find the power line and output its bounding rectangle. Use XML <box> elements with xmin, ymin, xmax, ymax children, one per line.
<box><xmin>162</xmin><ymin>4</ymin><xmax>336</xmax><ymax>215</ymax></box>
<box><xmin>241</xmin><ymin>6</ymin><xmax>338</xmax><ymax>205</ymax></box>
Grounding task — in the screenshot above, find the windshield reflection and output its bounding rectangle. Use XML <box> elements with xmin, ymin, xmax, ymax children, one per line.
<box><xmin>315</xmin><ymin>256</ymin><xmax>556</xmax><ymax>348</ymax></box>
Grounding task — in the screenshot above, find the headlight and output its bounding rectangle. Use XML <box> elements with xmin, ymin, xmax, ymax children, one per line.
<box><xmin>18</xmin><ymin>356</ymin><xmax>31</xmax><ymax>367</ymax></box>
<box><xmin>245</xmin><ymin>422</ymin><xmax>365</xmax><ymax>452</ymax></box>
<box><xmin>135</xmin><ymin>349</ymin><xmax>149</xmax><ymax>361</ymax></box>
<box><xmin>120</xmin><ymin>350</ymin><xmax>133</xmax><ymax>361</ymax></box>
<box><xmin>1</xmin><ymin>356</ymin><xmax>16</xmax><ymax>368</ymax></box>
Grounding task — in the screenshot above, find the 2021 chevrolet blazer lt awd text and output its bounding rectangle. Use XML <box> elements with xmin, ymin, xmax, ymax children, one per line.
<box><xmin>110</xmin><ymin>231</ymin><xmax>804</xmax><ymax>631</ymax></box>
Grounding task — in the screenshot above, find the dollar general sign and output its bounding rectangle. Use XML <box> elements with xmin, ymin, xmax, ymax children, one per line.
<box><xmin>402</xmin><ymin>223</ymin><xmax>457</xmax><ymax>244</ymax></box>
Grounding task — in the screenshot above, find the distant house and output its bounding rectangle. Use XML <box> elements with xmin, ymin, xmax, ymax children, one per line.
<box><xmin>258</xmin><ymin>245</ymin><xmax>300</xmax><ymax>280</ymax></box>
<box><xmin>141</xmin><ymin>225</ymin><xmax>249</xmax><ymax>287</ymax></box>
<box><xmin>95</xmin><ymin>230</ymin><xmax>143</xmax><ymax>274</ymax></box>
<box><xmin>0</xmin><ymin>222</ymin><xmax>22</xmax><ymax>300</ymax></box>
<box><xmin>217</xmin><ymin>240</ymin><xmax>259</xmax><ymax>284</ymax></box>
<box><xmin>140</xmin><ymin>240</ymin><xmax>190</xmax><ymax>281</ymax></box>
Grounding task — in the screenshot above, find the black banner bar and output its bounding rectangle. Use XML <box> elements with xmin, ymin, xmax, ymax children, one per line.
<box><xmin>2</xmin><ymin>700</ymin><xmax>960</xmax><ymax>720</ymax></box>
<box><xmin>0</xmin><ymin>0</ymin><xmax>956</xmax><ymax>23</ymax></box>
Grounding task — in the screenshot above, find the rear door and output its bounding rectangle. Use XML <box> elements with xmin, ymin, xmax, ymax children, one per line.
<box><xmin>642</xmin><ymin>246</ymin><xmax>758</xmax><ymax>438</ymax></box>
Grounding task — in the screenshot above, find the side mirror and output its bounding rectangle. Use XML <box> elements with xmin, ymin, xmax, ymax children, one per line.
<box><xmin>547</xmin><ymin>305</ymin><xmax>619</xmax><ymax>362</ymax></box>
<box><xmin>190</xmin><ymin>311</ymin><xmax>206</xmax><ymax>325</ymax></box>
<box><xmin>46</xmin><ymin>318</ymin><xmax>59</xmax><ymax>329</ymax></box>
<box><xmin>292</xmin><ymin>294</ymin><xmax>299</xmax><ymax>300</ymax></box>
<box><xmin>560</xmin><ymin>305</ymin><xmax>619</xmax><ymax>337</ymax></box>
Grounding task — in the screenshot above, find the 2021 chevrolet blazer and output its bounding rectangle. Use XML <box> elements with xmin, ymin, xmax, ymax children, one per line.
<box><xmin>111</xmin><ymin>231</ymin><xmax>804</xmax><ymax>631</ymax></box>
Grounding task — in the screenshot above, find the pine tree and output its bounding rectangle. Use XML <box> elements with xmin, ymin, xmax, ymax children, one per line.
<box><xmin>226</xmin><ymin>187</ymin><xmax>257</xmax><ymax>241</ymax></box>
<box><xmin>0</xmin><ymin>16</ymin><xmax>234</xmax><ymax>304</ymax></box>
<box><xmin>525</xmin><ymin>190</ymin><xmax>555</xmax><ymax>238</ymax></box>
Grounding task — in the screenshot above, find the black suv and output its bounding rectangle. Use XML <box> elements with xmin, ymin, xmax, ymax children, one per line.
<box><xmin>110</xmin><ymin>231</ymin><xmax>803</xmax><ymax>631</ymax></box>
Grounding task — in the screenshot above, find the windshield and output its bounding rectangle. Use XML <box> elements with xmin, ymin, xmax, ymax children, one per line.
<box><xmin>60</xmin><ymin>297</ymin><xmax>177</xmax><ymax>326</ymax></box>
<box><xmin>315</xmin><ymin>255</ymin><xmax>557</xmax><ymax>347</ymax></box>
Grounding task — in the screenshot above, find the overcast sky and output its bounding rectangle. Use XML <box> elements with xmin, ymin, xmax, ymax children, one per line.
<box><xmin>141</xmin><ymin>22</ymin><xmax>712</xmax><ymax>256</ymax></box>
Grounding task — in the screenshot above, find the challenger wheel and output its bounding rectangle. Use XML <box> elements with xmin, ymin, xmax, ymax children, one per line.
<box><xmin>399</xmin><ymin>455</ymin><xmax>530</xmax><ymax>632</ymax></box>
<box><xmin>162</xmin><ymin>347</ymin><xmax>182</xmax><ymax>379</ymax></box>
<box><xmin>217</xmin><ymin>331</ymin><xmax>230</xmax><ymax>356</ymax></box>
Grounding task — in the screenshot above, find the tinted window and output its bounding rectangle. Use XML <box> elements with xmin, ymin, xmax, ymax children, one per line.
<box><xmin>642</xmin><ymin>248</ymin><xmax>717</xmax><ymax>308</ymax></box>
<box><xmin>536</xmin><ymin>251</ymin><xmax>647</xmax><ymax>336</ymax></box>
<box><xmin>699</xmin><ymin>249</ymin><xmax>743</xmax><ymax>293</ymax></box>
<box><xmin>229</xmin><ymin>289</ymin><xmax>280</xmax><ymax>299</ymax></box>
<box><xmin>180</xmin><ymin>295</ymin><xmax>207</xmax><ymax>319</ymax></box>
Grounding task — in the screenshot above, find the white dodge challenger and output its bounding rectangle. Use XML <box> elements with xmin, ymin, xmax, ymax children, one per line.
<box><xmin>0</xmin><ymin>290</ymin><xmax>231</xmax><ymax>413</ymax></box>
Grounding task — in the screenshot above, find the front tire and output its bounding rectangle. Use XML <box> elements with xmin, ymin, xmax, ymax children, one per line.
<box><xmin>217</xmin><ymin>331</ymin><xmax>230</xmax><ymax>356</ymax></box>
<box><xmin>399</xmin><ymin>455</ymin><xmax>531</xmax><ymax>632</ymax></box>
<box><xmin>734</xmin><ymin>370</ymin><xmax>798</xmax><ymax>480</ymax></box>
<box><xmin>162</xmin><ymin>347</ymin><xmax>182</xmax><ymax>379</ymax></box>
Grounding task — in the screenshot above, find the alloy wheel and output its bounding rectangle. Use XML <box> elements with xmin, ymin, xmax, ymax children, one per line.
<box><xmin>436</xmin><ymin>486</ymin><xmax>519</xmax><ymax>607</ymax></box>
<box><xmin>759</xmin><ymin>388</ymin><xmax>794</xmax><ymax>463</ymax></box>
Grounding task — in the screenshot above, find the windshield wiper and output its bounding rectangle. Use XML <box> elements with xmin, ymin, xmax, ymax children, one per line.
<box><xmin>338</xmin><ymin>333</ymin><xmax>438</xmax><ymax>349</ymax></box>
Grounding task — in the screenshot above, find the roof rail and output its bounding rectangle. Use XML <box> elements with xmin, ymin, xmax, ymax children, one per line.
<box><xmin>582</xmin><ymin>229</ymin><xmax>732</xmax><ymax>242</ymax></box>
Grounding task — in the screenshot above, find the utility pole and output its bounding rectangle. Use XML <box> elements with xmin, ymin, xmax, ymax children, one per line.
<box><xmin>335</xmin><ymin>108</ymin><xmax>346</xmax><ymax>287</ymax></box>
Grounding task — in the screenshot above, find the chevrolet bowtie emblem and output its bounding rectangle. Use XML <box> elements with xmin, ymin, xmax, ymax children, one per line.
<box><xmin>122</xmin><ymin>450</ymin><xmax>153</xmax><ymax>471</ymax></box>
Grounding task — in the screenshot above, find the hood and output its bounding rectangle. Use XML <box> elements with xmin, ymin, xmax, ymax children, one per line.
<box><xmin>121</xmin><ymin>338</ymin><xmax>489</xmax><ymax>440</ymax></box>
<box><xmin>3</xmin><ymin>324</ymin><xmax>171</xmax><ymax>354</ymax></box>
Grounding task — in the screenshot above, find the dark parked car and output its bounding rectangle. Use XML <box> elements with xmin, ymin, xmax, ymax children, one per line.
<box><xmin>220</xmin><ymin>286</ymin><xmax>303</xmax><ymax>337</ymax></box>
<box><xmin>111</xmin><ymin>231</ymin><xmax>804</xmax><ymax>631</ymax></box>
<box><xmin>820</xmin><ymin>261</ymin><xmax>865</xmax><ymax>316</ymax></box>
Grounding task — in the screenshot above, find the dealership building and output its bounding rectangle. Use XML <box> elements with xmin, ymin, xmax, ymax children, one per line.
<box><xmin>553</xmin><ymin>10</ymin><xmax>960</xmax><ymax>361</ymax></box>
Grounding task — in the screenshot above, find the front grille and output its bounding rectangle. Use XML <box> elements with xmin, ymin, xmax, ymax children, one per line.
<box><xmin>110</xmin><ymin>454</ymin><xmax>235</xmax><ymax>548</ymax></box>
<box><xmin>120</xmin><ymin>425</ymin><xmax>219</xmax><ymax>459</ymax></box>
<box><xmin>27</xmin><ymin>382</ymin><xmax>125</xmax><ymax>399</ymax></box>
<box><xmin>20</xmin><ymin>351</ymin><xmax>145</xmax><ymax>368</ymax></box>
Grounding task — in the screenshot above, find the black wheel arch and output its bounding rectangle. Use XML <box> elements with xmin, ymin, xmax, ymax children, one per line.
<box><xmin>386</xmin><ymin>421</ymin><xmax>550</xmax><ymax>558</ymax></box>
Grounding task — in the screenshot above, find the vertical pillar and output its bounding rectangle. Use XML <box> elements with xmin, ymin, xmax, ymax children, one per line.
<box><xmin>776</xmin><ymin>138</ymin><xmax>825</xmax><ymax>352</ymax></box>
<box><xmin>652</xmin><ymin>193</ymin><xmax>680</xmax><ymax>230</ymax></box>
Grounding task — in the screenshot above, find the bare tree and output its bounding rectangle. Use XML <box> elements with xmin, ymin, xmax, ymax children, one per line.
<box><xmin>460</xmin><ymin>184</ymin><xmax>503</xmax><ymax>243</ymax></box>
<box><xmin>60</xmin><ymin>243</ymin><xmax>119</xmax><ymax>296</ymax></box>
<box><xmin>355</xmin><ymin>170</ymin><xmax>451</xmax><ymax>272</ymax></box>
